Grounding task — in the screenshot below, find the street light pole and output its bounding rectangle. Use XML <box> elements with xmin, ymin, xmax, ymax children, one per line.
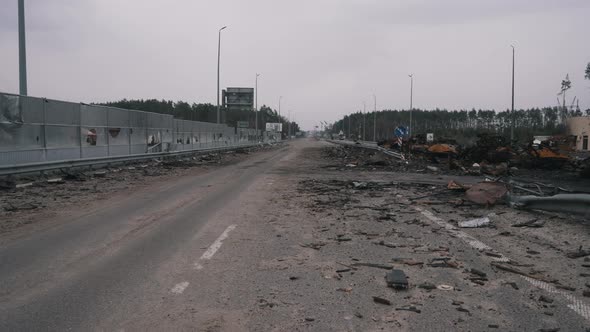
<box><xmin>510</xmin><ymin>45</ymin><xmax>515</xmax><ymax>142</ymax></box>
<box><xmin>279</xmin><ymin>96</ymin><xmax>282</xmax><ymax>118</ymax></box>
<box><xmin>408</xmin><ymin>74</ymin><xmax>413</xmax><ymax>137</ymax></box>
<box><xmin>18</xmin><ymin>0</ymin><xmax>27</xmax><ymax>96</ymax></box>
<box><xmin>255</xmin><ymin>73</ymin><xmax>260</xmax><ymax>140</ymax></box>
<box><xmin>216</xmin><ymin>26</ymin><xmax>227</xmax><ymax>124</ymax></box>
<box><xmin>363</xmin><ymin>102</ymin><xmax>366</xmax><ymax>141</ymax></box>
<box><xmin>373</xmin><ymin>94</ymin><xmax>377</xmax><ymax>142</ymax></box>
<box><xmin>288</xmin><ymin>110</ymin><xmax>292</xmax><ymax>139</ymax></box>
<box><xmin>348</xmin><ymin>115</ymin><xmax>351</xmax><ymax>139</ymax></box>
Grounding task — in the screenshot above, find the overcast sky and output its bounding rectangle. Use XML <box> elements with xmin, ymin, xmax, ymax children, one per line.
<box><xmin>1</xmin><ymin>0</ymin><xmax>589</xmax><ymax>129</ymax></box>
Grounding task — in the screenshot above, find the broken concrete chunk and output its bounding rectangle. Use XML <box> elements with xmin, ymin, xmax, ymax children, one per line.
<box><xmin>352</xmin><ymin>181</ymin><xmax>368</xmax><ymax>189</ymax></box>
<box><xmin>465</xmin><ymin>182</ymin><xmax>507</xmax><ymax>205</ymax></box>
<box><xmin>386</xmin><ymin>269</ymin><xmax>408</xmax><ymax>289</ymax></box>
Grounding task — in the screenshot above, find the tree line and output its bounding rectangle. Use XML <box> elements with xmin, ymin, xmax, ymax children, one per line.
<box><xmin>332</xmin><ymin>106</ymin><xmax>589</xmax><ymax>144</ymax></box>
<box><xmin>97</xmin><ymin>99</ymin><xmax>300</xmax><ymax>136</ymax></box>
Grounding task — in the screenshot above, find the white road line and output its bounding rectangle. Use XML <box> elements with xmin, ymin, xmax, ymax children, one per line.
<box><xmin>193</xmin><ymin>224</ymin><xmax>237</xmax><ymax>269</ymax></box>
<box><xmin>171</xmin><ymin>281</ymin><xmax>189</xmax><ymax>294</ymax></box>
<box><xmin>416</xmin><ymin>207</ymin><xmax>509</xmax><ymax>262</ymax></box>
<box><xmin>201</xmin><ymin>224</ymin><xmax>237</xmax><ymax>260</ymax></box>
<box><xmin>415</xmin><ymin>206</ymin><xmax>590</xmax><ymax>323</ymax></box>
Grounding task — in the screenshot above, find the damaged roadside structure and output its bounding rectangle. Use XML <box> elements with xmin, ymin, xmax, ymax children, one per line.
<box><xmin>567</xmin><ymin>116</ymin><xmax>590</xmax><ymax>151</ymax></box>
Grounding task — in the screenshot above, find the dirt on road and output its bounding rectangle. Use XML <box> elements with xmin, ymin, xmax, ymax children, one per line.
<box><xmin>0</xmin><ymin>145</ymin><xmax>277</xmax><ymax>235</ymax></box>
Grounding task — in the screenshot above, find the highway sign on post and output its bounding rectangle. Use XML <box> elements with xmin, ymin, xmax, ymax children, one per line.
<box><xmin>266</xmin><ymin>123</ymin><xmax>282</xmax><ymax>132</ymax></box>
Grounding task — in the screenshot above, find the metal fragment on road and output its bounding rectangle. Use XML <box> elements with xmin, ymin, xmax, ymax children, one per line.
<box><xmin>386</xmin><ymin>269</ymin><xmax>408</xmax><ymax>289</ymax></box>
<box><xmin>509</xmin><ymin>193</ymin><xmax>590</xmax><ymax>215</ymax></box>
<box><xmin>372</xmin><ymin>296</ymin><xmax>392</xmax><ymax>305</ymax></box>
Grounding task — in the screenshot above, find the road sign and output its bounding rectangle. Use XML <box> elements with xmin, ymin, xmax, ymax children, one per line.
<box><xmin>265</xmin><ymin>123</ymin><xmax>282</xmax><ymax>132</ymax></box>
<box><xmin>237</xmin><ymin>121</ymin><xmax>249</xmax><ymax>128</ymax></box>
<box><xmin>427</xmin><ymin>133</ymin><xmax>434</xmax><ymax>142</ymax></box>
<box><xmin>394</xmin><ymin>126</ymin><xmax>408</xmax><ymax>138</ymax></box>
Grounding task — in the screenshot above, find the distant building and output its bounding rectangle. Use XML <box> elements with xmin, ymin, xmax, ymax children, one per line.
<box><xmin>566</xmin><ymin>116</ymin><xmax>590</xmax><ymax>151</ymax></box>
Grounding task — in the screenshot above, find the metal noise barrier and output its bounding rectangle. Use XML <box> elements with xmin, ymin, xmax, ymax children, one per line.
<box><xmin>0</xmin><ymin>92</ymin><xmax>280</xmax><ymax>175</ymax></box>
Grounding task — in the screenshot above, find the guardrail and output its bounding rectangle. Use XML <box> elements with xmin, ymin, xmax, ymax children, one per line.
<box><xmin>326</xmin><ymin>139</ymin><xmax>406</xmax><ymax>160</ymax></box>
<box><xmin>0</xmin><ymin>142</ymin><xmax>278</xmax><ymax>176</ymax></box>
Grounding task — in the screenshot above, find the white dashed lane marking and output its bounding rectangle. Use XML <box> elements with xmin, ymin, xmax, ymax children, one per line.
<box><xmin>170</xmin><ymin>281</ymin><xmax>189</xmax><ymax>294</ymax></box>
<box><xmin>416</xmin><ymin>206</ymin><xmax>590</xmax><ymax>322</ymax></box>
<box><xmin>171</xmin><ymin>224</ymin><xmax>237</xmax><ymax>294</ymax></box>
<box><xmin>199</xmin><ymin>224</ymin><xmax>237</xmax><ymax>261</ymax></box>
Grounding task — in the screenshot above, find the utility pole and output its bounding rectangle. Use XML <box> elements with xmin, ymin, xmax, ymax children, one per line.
<box><xmin>363</xmin><ymin>102</ymin><xmax>366</xmax><ymax>141</ymax></box>
<box><xmin>18</xmin><ymin>0</ymin><xmax>27</xmax><ymax>96</ymax></box>
<box><xmin>510</xmin><ymin>45</ymin><xmax>515</xmax><ymax>142</ymax></box>
<box><xmin>408</xmin><ymin>74</ymin><xmax>413</xmax><ymax>137</ymax></box>
<box><xmin>373</xmin><ymin>94</ymin><xmax>377</xmax><ymax>142</ymax></box>
<box><xmin>216</xmin><ymin>26</ymin><xmax>227</xmax><ymax>124</ymax></box>
<box><xmin>278</xmin><ymin>96</ymin><xmax>282</xmax><ymax>118</ymax></box>
<box><xmin>255</xmin><ymin>73</ymin><xmax>260</xmax><ymax>140</ymax></box>
<box><xmin>348</xmin><ymin>115</ymin><xmax>351</xmax><ymax>139</ymax></box>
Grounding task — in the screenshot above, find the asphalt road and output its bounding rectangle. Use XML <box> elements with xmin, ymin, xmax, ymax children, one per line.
<box><xmin>1</xmin><ymin>139</ymin><xmax>589</xmax><ymax>331</ymax></box>
<box><xmin>0</xmin><ymin>143</ymin><xmax>291</xmax><ymax>331</ymax></box>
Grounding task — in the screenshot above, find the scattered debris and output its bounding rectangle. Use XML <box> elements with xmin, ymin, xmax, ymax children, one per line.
<box><xmin>428</xmin><ymin>258</ymin><xmax>459</xmax><ymax>268</ymax></box>
<box><xmin>447</xmin><ymin>180</ymin><xmax>469</xmax><ymax>191</ymax></box>
<box><xmin>418</xmin><ymin>282</ymin><xmax>436</xmax><ymax>291</ymax></box>
<box><xmin>459</xmin><ymin>216</ymin><xmax>491</xmax><ymax>228</ymax></box>
<box><xmin>539</xmin><ymin>295</ymin><xmax>554</xmax><ymax>303</ymax></box>
<box><xmin>509</xmin><ymin>193</ymin><xmax>590</xmax><ymax>215</ymax></box>
<box><xmin>372</xmin><ymin>296</ymin><xmax>392</xmax><ymax>305</ymax></box>
<box><xmin>93</xmin><ymin>171</ymin><xmax>107</xmax><ymax>178</ymax></box>
<box><xmin>395</xmin><ymin>305</ymin><xmax>421</xmax><ymax>313</ymax></box>
<box><xmin>352</xmin><ymin>262</ymin><xmax>394</xmax><ymax>270</ymax></box>
<box><xmin>566</xmin><ymin>246</ymin><xmax>590</xmax><ymax>259</ymax></box>
<box><xmin>426</xmin><ymin>166</ymin><xmax>439</xmax><ymax>172</ymax></box>
<box><xmin>465</xmin><ymin>182</ymin><xmax>508</xmax><ymax>205</ymax></box>
<box><xmin>513</xmin><ymin>219</ymin><xmax>545</xmax><ymax>228</ymax></box>
<box><xmin>386</xmin><ymin>269</ymin><xmax>409</xmax><ymax>289</ymax></box>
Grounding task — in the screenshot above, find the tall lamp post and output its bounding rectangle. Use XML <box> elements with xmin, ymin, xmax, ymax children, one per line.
<box><xmin>373</xmin><ymin>94</ymin><xmax>377</xmax><ymax>142</ymax></box>
<box><xmin>510</xmin><ymin>45</ymin><xmax>515</xmax><ymax>142</ymax></box>
<box><xmin>363</xmin><ymin>102</ymin><xmax>366</xmax><ymax>141</ymax></box>
<box><xmin>255</xmin><ymin>73</ymin><xmax>260</xmax><ymax>140</ymax></box>
<box><xmin>408</xmin><ymin>74</ymin><xmax>413</xmax><ymax>137</ymax></box>
<box><xmin>216</xmin><ymin>25</ymin><xmax>227</xmax><ymax>124</ymax></box>
<box><xmin>18</xmin><ymin>0</ymin><xmax>27</xmax><ymax>96</ymax></box>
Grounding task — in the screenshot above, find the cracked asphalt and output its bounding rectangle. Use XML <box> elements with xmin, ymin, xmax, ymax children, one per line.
<box><xmin>0</xmin><ymin>139</ymin><xmax>589</xmax><ymax>331</ymax></box>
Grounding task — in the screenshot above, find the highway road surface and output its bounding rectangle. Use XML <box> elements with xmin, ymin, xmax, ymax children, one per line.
<box><xmin>1</xmin><ymin>139</ymin><xmax>589</xmax><ymax>331</ymax></box>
